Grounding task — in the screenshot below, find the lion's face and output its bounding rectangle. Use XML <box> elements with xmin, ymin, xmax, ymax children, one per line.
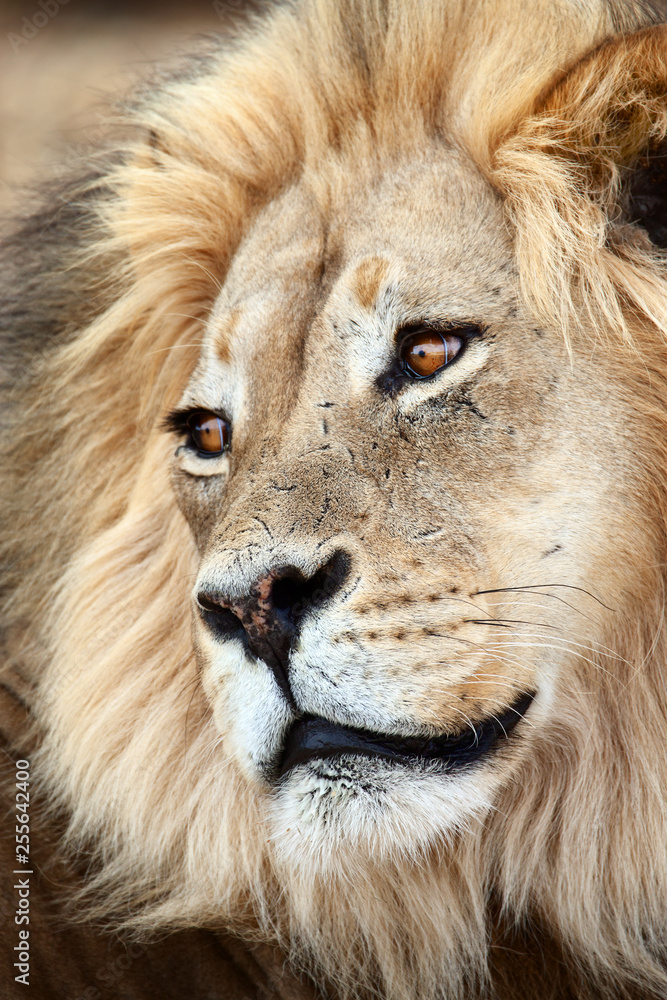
<box><xmin>170</xmin><ymin>148</ymin><xmax>644</xmax><ymax>861</ymax></box>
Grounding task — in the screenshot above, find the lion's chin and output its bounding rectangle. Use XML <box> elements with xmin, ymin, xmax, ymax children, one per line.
<box><xmin>267</xmin><ymin>754</ymin><xmax>501</xmax><ymax>875</ymax></box>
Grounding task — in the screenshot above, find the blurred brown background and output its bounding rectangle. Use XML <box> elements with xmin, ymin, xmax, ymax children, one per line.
<box><xmin>0</xmin><ymin>0</ymin><xmax>252</xmax><ymax>212</ymax></box>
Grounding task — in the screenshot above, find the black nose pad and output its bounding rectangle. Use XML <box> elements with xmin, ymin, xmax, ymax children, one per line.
<box><xmin>197</xmin><ymin>550</ymin><xmax>350</xmax><ymax>707</ymax></box>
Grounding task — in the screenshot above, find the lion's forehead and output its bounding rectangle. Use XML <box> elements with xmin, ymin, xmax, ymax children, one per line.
<box><xmin>206</xmin><ymin>149</ymin><xmax>516</xmax><ymax>368</ymax></box>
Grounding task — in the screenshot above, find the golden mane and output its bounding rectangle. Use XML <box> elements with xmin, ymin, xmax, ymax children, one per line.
<box><xmin>3</xmin><ymin>1</ymin><xmax>667</xmax><ymax>998</ymax></box>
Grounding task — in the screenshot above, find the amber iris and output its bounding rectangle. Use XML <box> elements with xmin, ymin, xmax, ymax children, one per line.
<box><xmin>186</xmin><ymin>411</ymin><xmax>229</xmax><ymax>455</ymax></box>
<box><xmin>400</xmin><ymin>330</ymin><xmax>463</xmax><ymax>378</ymax></box>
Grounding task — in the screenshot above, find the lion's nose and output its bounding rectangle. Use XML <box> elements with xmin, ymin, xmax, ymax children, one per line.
<box><xmin>196</xmin><ymin>551</ymin><xmax>350</xmax><ymax>707</ymax></box>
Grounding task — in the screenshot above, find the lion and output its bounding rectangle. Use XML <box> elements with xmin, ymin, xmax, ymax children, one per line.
<box><xmin>3</xmin><ymin>0</ymin><xmax>667</xmax><ymax>997</ymax></box>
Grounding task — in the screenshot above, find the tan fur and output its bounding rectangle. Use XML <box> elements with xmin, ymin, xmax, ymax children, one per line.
<box><xmin>3</xmin><ymin>2</ymin><xmax>667</xmax><ymax>999</ymax></box>
<box><xmin>351</xmin><ymin>256</ymin><xmax>390</xmax><ymax>309</ymax></box>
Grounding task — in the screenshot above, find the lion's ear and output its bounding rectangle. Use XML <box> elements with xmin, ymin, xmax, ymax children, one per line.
<box><xmin>492</xmin><ymin>24</ymin><xmax>667</xmax><ymax>335</ymax></box>
<box><xmin>538</xmin><ymin>24</ymin><xmax>667</xmax><ymax>247</ymax></box>
<box><xmin>624</xmin><ymin>141</ymin><xmax>667</xmax><ymax>249</ymax></box>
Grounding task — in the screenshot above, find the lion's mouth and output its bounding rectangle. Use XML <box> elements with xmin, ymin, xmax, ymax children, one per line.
<box><xmin>278</xmin><ymin>692</ymin><xmax>534</xmax><ymax>779</ymax></box>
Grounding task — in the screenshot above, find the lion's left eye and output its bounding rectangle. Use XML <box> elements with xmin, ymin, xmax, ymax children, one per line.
<box><xmin>186</xmin><ymin>411</ymin><xmax>230</xmax><ymax>456</ymax></box>
<box><xmin>399</xmin><ymin>330</ymin><xmax>464</xmax><ymax>379</ymax></box>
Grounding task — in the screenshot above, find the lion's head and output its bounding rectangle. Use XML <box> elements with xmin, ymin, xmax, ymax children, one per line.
<box><xmin>3</xmin><ymin>1</ymin><xmax>667</xmax><ymax>998</ymax></box>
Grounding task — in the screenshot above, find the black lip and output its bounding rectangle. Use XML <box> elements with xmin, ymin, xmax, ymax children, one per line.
<box><xmin>278</xmin><ymin>692</ymin><xmax>534</xmax><ymax>779</ymax></box>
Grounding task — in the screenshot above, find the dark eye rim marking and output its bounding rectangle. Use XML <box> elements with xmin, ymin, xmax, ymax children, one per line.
<box><xmin>377</xmin><ymin>321</ymin><xmax>485</xmax><ymax>394</ymax></box>
<box><xmin>163</xmin><ymin>407</ymin><xmax>232</xmax><ymax>458</ymax></box>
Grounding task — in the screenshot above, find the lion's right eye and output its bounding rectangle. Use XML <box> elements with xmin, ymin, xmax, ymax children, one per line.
<box><xmin>186</xmin><ymin>411</ymin><xmax>230</xmax><ymax>456</ymax></box>
<box><xmin>399</xmin><ymin>329</ymin><xmax>464</xmax><ymax>379</ymax></box>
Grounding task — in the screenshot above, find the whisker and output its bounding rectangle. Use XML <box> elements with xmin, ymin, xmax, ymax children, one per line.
<box><xmin>487</xmin><ymin>630</ymin><xmax>627</xmax><ymax>663</ymax></box>
<box><xmin>480</xmin><ymin>594</ymin><xmax>598</xmax><ymax>623</ymax></box>
<box><xmin>145</xmin><ymin>342</ymin><xmax>205</xmax><ymax>358</ymax></box>
<box><xmin>489</xmin><ymin>713</ymin><xmax>509</xmax><ymax>738</ymax></box>
<box><xmin>485</xmin><ymin>640</ymin><xmax>618</xmax><ymax>679</ymax></box>
<box><xmin>464</xmin><ymin>618</ymin><xmax>558</xmax><ymax>629</ymax></box>
<box><xmin>474</xmin><ymin>584</ymin><xmax>616</xmax><ymax>613</ymax></box>
<box><xmin>413</xmin><ymin>594</ymin><xmax>504</xmax><ymax>617</ymax></box>
<box><xmin>467</xmin><ymin>678</ymin><xmax>529</xmax><ymax>694</ymax></box>
<box><xmin>180</xmin><ymin>255</ymin><xmax>224</xmax><ymax>294</ymax></box>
